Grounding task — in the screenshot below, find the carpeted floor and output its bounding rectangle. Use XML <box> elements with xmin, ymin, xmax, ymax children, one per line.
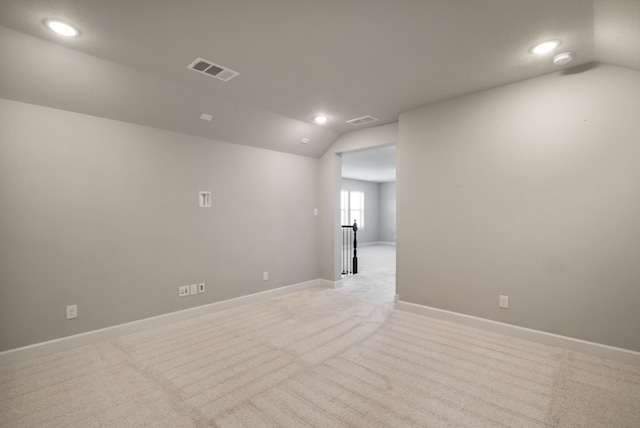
<box><xmin>1</xmin><ymin>245</ymin><xmax>639</xmax><ymax>427</ymax></box>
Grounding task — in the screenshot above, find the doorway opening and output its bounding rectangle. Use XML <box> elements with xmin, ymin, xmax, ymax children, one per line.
<box><xmin>339</xmin><ymin>144</ymin><xmax>396</xmax><ymax>301</ymax></box>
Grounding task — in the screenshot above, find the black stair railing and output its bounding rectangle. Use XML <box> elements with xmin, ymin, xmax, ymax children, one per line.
<box><xmin>341</xmin><ymin>221</ymin><xmax>358</xmax><ymax>275</ymax></box>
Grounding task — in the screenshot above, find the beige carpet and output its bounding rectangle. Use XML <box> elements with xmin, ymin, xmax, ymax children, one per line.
<box><xmin>2</xmin><ymin>248</ymin><xmax>639</xmax><ymax>427</ymax></box>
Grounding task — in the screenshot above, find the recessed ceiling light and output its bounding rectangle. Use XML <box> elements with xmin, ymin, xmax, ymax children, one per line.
<box><xmin>313</xmin><ymin>115</ymin><xmax>329</xmax><ymax>124</ymax></box>
<box><xmin>552</xmin><ymin>52</ymin><xmax>574</xmax><ymax>66</ymax></box>
<box><xmin>530</xmin><ymin>40</ymin><xmax>560</xmax><ymax>54</ymax></box>
<box><xmin>44</xmin><ymin>19</ymin><xmax>80</xmax><ymax>37</ymax></box>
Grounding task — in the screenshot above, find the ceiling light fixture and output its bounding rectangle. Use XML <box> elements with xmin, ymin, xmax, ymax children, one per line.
<box><xmin>300</xmin><ymin>138</ymin><xmax>310</xmax><ymax>144</ymax></box>
<box><xmin>530</xmin><ymin>40</ymin><xmax>560</xmax><ymax>54</ymax></box>
<box><xmin>552</xmin><ymin>52</ymin><xmax>574</xmax><ymax>66</ymax></box>
<box><xmin>44</xmin><ymin>19</ymin><xmax>80</xmax><ymax>37</ymax></box>
<box><xmin>313</xmin><ymin>115</ymin><xmax>329</xmax><ymax>124</ymax></box>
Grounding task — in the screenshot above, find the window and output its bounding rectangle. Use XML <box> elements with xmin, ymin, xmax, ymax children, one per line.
<box><xmin>341</xmin><ymin>190</ymin><xmax>364</xmax><ymax>228</ymax></box>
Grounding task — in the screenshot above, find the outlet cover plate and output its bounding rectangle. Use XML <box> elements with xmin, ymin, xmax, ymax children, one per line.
<box><xmin>66</xmin><ymin>305</ymin><xmax>78</xmax><ymax>320</ymax></box>
<box><xmin>198</xmin><ymin>283</ymin><xmax>205</xmax><ymax>293</ymax></box>
<box><xmin>499</xmin><ymin>295</ymin><xmax>509</xmax><ymax>309</ymax></box>
<box><xmin>179</xmin><ymin>285</ymin><xmax>189</xmax><ymax>297</ymax></box>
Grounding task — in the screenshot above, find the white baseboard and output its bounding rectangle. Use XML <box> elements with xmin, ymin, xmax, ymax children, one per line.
<box><xmin>396</xmin><ymin>301</ymin><xmax>640</xmax><ymax>367</ymax></box>
<box><xmin>0</xmin><ymin>279</ymin><xmax>329</xmax><ymax>366</ymax></box>
<box><xmin>316</xmin><ymin>278</ymin><xmax>343</xmax><ymax>288</ymax></box>
<box><xmin>359</xmin><ymin>241</ymin><xmax>396</xmax><ymax>247</ymax></box>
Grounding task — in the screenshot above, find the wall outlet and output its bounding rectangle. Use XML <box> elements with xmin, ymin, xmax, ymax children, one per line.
<box><xmin>499</xmin><ymin>295</ymin><xmax>509</xmax><ymax>309</ymax></box>
<box><xmin>66</xmin><ymin>304</ymin><xmax>78</xmax><ymax>320</ymax></box>
<box><xmin>263</xmin><ymin>271</ymin><xmax>269</xmax><ymax>281</ymax></box>
<box><xmin>190</xmin><ymin>283</ymin><xmax>198</xmax><ymax>295</ymax></box>
<box><xmin>179</xmin><ymin>285</ymin><xmax>189</xmax><ymax>297</ymax></box>
<box><xmin>198</xmin><ymin>283</ymin><xmax>205</xmax><ymax>293</ymax></box>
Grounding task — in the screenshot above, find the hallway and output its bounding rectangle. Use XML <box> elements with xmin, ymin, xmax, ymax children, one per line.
<box><xmin>342</xmin><ymin>244</ymin><xmax>395</xmax><ymax>305</ymax></box>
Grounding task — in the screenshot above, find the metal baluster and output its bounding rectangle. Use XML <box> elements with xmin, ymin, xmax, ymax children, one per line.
<box><xmin>352</xmin><ymin>220</ymin><xmax>358</xmax><ymax>274</ymax></box>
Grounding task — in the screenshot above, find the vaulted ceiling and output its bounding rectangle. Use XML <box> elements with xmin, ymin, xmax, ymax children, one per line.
<box><xmin>1</xmin><ymin>0</ymin><xmax>639</xmax><ymax>158</ymax></box>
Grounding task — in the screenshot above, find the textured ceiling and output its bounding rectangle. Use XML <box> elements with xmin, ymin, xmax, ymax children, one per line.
<box><xmin>0</xmin><ymin>0</ymin><xmax>639</xmax><ymax>158</ymax></box>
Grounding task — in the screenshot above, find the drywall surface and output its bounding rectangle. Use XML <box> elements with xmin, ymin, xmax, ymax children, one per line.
<box><xmin>0</xmin><ymin>99</ymin><xmax>318</xmax><ymax>351</ymax></box>
<box><xmin>317</xmin><ymin>123</ymin><xmax>398</xmax><ymax>281</ymax></box>
<box><xmin>379</xmin><ymin>182</ymin><xmax>396</xmax><ymax>243</ymax></box>
<box><xmin>397</xmin><ymin>64</ymin><xmax>640</xmax><ymax>352</ymax></box>
<box><xmin>0</xmin><ymin>26</ymin><xmax>338</xmax><ymax>159</ymax></box>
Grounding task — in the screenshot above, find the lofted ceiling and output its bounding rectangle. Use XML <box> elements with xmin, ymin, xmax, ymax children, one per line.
<box><xmin>0</xmin><ymin>0</ymin><xmax>639</xmax><ymax>158</ymax></box>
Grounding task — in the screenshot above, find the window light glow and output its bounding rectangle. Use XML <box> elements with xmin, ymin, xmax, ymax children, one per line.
<box><xmin>341</xmin><ymin>190</ymin><xmax>364</xmax><ymax>228</ymax></box>
<box><xmin>530</xmin><ymin>40</ymin><xmax>560</xmax><ymax>54</ymax></box>
<box><xmin>44</xmin><ymin>19</ymin><xmax>80</xmax><ymax>37</ymax></box>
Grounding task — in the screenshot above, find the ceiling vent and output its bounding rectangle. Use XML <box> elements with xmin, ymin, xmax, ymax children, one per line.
<box><xmin>188</xmin><ymin>57</ymin><xmax>239</xmax><ymax>82</ymax></box>
<box><xmin>346</xmin><ymin>115</ymin><xmax>378</xmax><ymax>126</ymax></box>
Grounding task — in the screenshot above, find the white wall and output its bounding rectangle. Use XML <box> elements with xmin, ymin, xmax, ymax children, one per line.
<box><xmin>397</xmin><ymin>64</ymin><xmax>640</xmax><ymax>352</ymax></box>
<box><xmin>379</xmin><ymin>182</ymin><xmax>396</xmax><ymax>243</ymax></box>
<box><xmin>0</xmin><ymin>98</ymin><xmax>319</xmax><ymax>352</ymax></box>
